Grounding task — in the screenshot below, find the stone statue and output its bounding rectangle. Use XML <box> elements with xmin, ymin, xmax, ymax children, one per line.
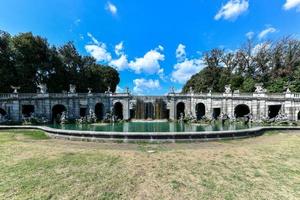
<box><xmin>170</xmin><ymin>86</ymin><xmax>175</xmax><ymax>94</ymax></box>
<box><xmin>221</xmin><ymin>112</ymin><xmax>229</xmax><ymax>125</ymax></box>
<box><xmin>207</xmin><ymin>87</ymin><xmax>212</xmax><ymax>95</ymax></box>
<box><xmin>89</xmin><ymin>108</ymin><xmax>93</xmax><ymax>116</ymax></box>
<box><xmin>255</xmin><ymin>83</ymin><xmax>266</xmax><ymax>93</ymax></box>
<box><xmin>125</xmin><ymin>87</ymin><xmax>130</xmax><ymax>94</ymax></box>
<box><xmin>60</xmin><ymin>111</ymin><xmax>67</xmax><ymax>124</ymax></box>
<box><xmin>87</xmin><ymin>108</ymin><xmax>96</xmax><ymax>123</ymax></box>
<box><xmin>69</xmin><ymin>84</ymin><xmax>76</xmax><ymax>94</ymax></box>
<box><xmin>224</xmin><ymin>85</ymin><xmax>231</xmax><ymax>94</ymax></box>
<box><xmin>286</xmin><ymin>88</ymin><xmax>291</xmax><ymax>94</ymax></box>
<box><xmin>87</xmin><ymin>88</ymin><xmax>92</xmax><ymax>94</ymax></box>
<box><xmin>11</xmin><ymin>86</ymin><xmax>20</xmax><ymax>94</ymax></box>
<box><xmin>179</xmin><ymin>112</ymin><xmax>184</xmax><ymax>122</ymax></box>
<box><xmin>37</xmin><ymin>84</ymin><xmax>47</xmax><ymax>94</ymax></box>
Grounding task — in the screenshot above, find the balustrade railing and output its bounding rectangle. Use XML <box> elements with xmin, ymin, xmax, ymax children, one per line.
<box><xmin>266</xmin><ymin>93</ymin><xmax>285</xmax><ymax>98</ymax></box>
<box><xmin>0</xmin><ymin>92</ymin><xmax>300</xmax><ymax>100</ymax></box>
<box><xmin>294</xmin><ymin>93</ymin><xmax>300</xmax><ymax>98</ymax></box>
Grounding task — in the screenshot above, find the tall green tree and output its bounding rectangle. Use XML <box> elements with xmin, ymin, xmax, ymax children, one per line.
<box><xmin>0</xmin><ymin>30</ymin><xmax>120</xmax><ymax>93</ymax></box>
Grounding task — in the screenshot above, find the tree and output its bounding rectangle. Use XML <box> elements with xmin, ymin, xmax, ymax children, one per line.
<box><xmin>183</xmin><ymin>37</ymin><xmax>300</xmax><ymax>94</ymax></box>
<box><xmin>0</xmin><ymin>31</ymin><xmax>16</xmax><ymax>92</ymax></box>
<box><xmin>0</xmin><ymin>30</ymin><xmax>120</xmax><ymax>93</ymax></box>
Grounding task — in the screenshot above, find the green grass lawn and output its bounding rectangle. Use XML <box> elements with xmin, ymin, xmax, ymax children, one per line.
<box><xmin>0</xmin><ymin>130</ymin><xmax>300</xmax><ymax>200</ymax></box>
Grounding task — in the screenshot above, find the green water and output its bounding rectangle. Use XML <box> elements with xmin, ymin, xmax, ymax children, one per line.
<box><xmin>48</xmin><ymin>122</ymin><xmax>256</xmax><ymax>132</ymax></box>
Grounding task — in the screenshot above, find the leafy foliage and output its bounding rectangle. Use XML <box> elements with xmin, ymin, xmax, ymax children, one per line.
<box><xmin>0</xmin><ymin>30</ymin><xmax>120</xmax><ymax>93</ymax></box>
<box><xmin>183</xmin><ymin>38</ymin><xmax>300</xmax><ymax>93</ymax></box>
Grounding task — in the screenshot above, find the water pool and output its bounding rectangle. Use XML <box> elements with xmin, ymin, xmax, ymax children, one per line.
<box><xmin>48</xmin><ymin>122</ymin><xmax>257</xmax><ymax>133</ymax></box>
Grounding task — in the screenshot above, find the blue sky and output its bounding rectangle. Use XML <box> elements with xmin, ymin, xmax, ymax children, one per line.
<box><xmin>1</xmin><ymin>0</ymin><xmax>300</xmax><ymax>95</ymax></box>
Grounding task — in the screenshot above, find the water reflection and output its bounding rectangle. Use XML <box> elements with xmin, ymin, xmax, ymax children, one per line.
<box><xmin>48</xmin><ymin>122</ymin><xmax>254</xmax><ymax>133</ymax></box>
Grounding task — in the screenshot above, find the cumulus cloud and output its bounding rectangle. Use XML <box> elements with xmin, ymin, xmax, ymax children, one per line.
<box><xmin>133</xmin><ymin>78</ymin><xmax>161</xmax><ymax>94</ymax></box>
<box><xmin>109</xmin><ymin>54</ymin><xmax>128</xmax><ymax>71</ymax></box>
<box><xmin>215</xmin><ymin>0</ymin><xmax>249</xmax><ymax>21</ymax></box>
<box><xmin>115</xmin><ymin>42</ymin><xmax>124</xmax><ymax>56</ymax></box>
<box><xmin>171</xmin><ymin>59</ymin><xmax>204</xmax><ymax>84</ymax></box>
<box><xmin>105</xmin><ymin>1</ymin><xmax>117</xmax><ymax>15</ymax></box>
<box><xmin>258</xmin><ymin>27</ymin><xmax>277</xmax><ymax>40</ymax></box>
<box><xmin>85</xmin><ymin>33</ymin><xmax>112</xmax><ymax>62</ymax></box>
<box><xmin>283</xmin><ymin>0</ymin><xmax>300</xmax><ymax>11</ymax></box>
<box><xmin>85</xmin><ymin>33</ymin><xmax>166</xmax><ymax>80</ymax></box>
<box><xmin>176</xmin><ymin>44</ymin><xmax>186</xmax><ymax>62</ymax></box>
<box><xmin>171</xmin><ymin>44</ymin><xmax>205</xmax><ymax>84</ymax></box>
<box><xmin>109</xmin><ymin>41</ymin><xmax>129</xmax><ymax>70</ymax></box>
<box><xmin>128</xmin><ymin>46</ymin><xmax>165</xmax><ymax>74</ymax></box>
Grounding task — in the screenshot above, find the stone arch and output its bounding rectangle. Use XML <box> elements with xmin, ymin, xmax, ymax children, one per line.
<box><xmin>268</xmin><ymin>105</ymin><xmax>281</xmax><ymax>119</ymax></box>
<box><xmin>95</xmin><ymin>103</ymin><xmax>105</xmax><ymax>120</ymax></box>
<box><xmin>22</xmin><ymin>105</ymin><xmax>35</xmax><ymax>118</ymax></box>
<box><xmin>52</xmin><ymin>104</ymin><xmax>67</xmax><ymax>123</ymax></box>
<box><xmin>234</xmin><ymin>104</ymin><xmax>250</xmax><ymax>118</ymax></box>
<box><xmin>213</xmin><ymin>108</ymin><xmax>221</xmax><ymax>120</ymax></box>
<box><xmin>113</xmin><ymin>102</ymin><xmax>123</xmax><ymax>120</ymax></box>
<box><xmin>176</xmin><ymin>102</ymin><xmax>185</xmax><ymax>120</ymax></box>
<box><xmin>0</xmin><ymin>108</ymin><xmax>7</xmax><ymax>116</ymax></box>
<box><xmin>195</xmin><ymin>103</ymin><xmax>205</xmax><ymax>120</ymax></box>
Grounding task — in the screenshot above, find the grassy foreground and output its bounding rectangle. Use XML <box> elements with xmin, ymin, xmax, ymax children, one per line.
<box><xmin>0</xmin><ymin>130</ymin><xmax>300</xmax><ymax>200</ymax></box>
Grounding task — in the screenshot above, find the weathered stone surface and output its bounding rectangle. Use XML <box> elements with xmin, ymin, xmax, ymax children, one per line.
<box><xmin>1</xmin><ymin>91</ymin><xmax>300</xmax><ymax>122</ymax></box>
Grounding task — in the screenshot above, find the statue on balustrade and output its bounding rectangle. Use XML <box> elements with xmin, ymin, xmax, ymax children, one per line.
<box><xmin>255</xmin><ymin>83</ymin><xmax>267</xmax><ymax>93</ymax></box>
<box><xmin>224</xmin><ymin>85</ymin><xmax>232</xmax><ymax>94</ymax></box>
<box><xmin>37</xmin><ymin>84</ymin><xmax>47</xmax><ymax>94</ymax></box>
<box><xmin>11</xmin><ymin>86</ymin><xmax>20</xmax><ymax>94</ymax></box>
<box><xmin>69</xmin><ymin>84</ymin><xmax>76</xmax><ymax>94</ymax></box>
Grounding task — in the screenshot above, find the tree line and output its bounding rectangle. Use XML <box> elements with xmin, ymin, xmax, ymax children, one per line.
<box><xmin>183</xmin><ymin>38</ymin><xmax>300</xmax><ymax>93</ymax></box>
<box><xmin>0</xmin><ymin>30</ymin><xmax>120</xmax><ymax>93</ymax></box>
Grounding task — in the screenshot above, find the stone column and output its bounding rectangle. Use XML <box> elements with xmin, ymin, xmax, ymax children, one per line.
<box><xmin>11</xmin><ymin>99</ymin><xmax>20</xmax><ymax>122</ymax></box>
<box><xmin>123</xmin><ymin>99</ymin><xmax>130</xmax><ymax>120</ymax></box>
<box><xmin>185</xmin><ymin>96</ymin><xmax>192</xmax><ymax>117</ymax></box>
<box><xmin>251</xmin><ymin>99</ymin><xmax>258</xmax><ymax>120</ymax></box>
<box><xmin>206</xmin><ymin>95</ymin><xmax>212</xmax><ymax>119</ymax></box>
<box><xmin>169</xmin><ymin>96</ymin><xmax>176</xmax><ymax>121</ymax></box>
<box><xmin>284</xmin><ymin>93</ymin><xmax>294</xmax><ymax>121</ymax></box>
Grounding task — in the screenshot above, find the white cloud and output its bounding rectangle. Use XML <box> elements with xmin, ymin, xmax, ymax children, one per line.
<box><xmin>171</xmin><ymin>58</ymin><xmax>204</xmax><ymax>84</ymax></box>
<box><xmin>84</xmin><ymin>33</ymin><xmax>166</xmax><ymax>81</ymax></box>
<box><xmin>115</xmin><ymin>42</ymin><xmax>124</xmax><ymax>56</ymax></box>
<box><xmin>215</xmin><ymin>0</ymin><xmax>249</xmax><ymax>21</ymax></box>
<box><xmin>106</xmin><ymin>2</ymin><xmax>118</xmax><ymax>15</ymax></box>
<box><xmin>246</xmin><ymin>31</ymin><xmax>255</xmax><ymax>39</ymax></box>
<box><xmin>176</xmin><ymin>44</ymin><xmax>186</xmax><ymax>62</ymax></box>
<box><xmin>133</xmin><ymin>78</ymin><xmax>161</xmax><ymax>94</ymax></box>
<box><xmin>85</xmin><ymin>33</ymin><xmax>112</xmax><ymax>62</ymax></box>
<box><xmin>128</xmin><ymin>46</ymin><xmax>165</xmax><ymax>74</ymax></box>
<box><xmin>283</xmin><ymin>0</ymin><xmax>300</xmax><ymax>11</ymax></box>
<box><xmin>109</xmin><ymin>54</ymin><xmax>128</xmax><ymax>70</ymax></box>
<box><xmin>172</xmin><ymin>44</ymin><xmax>205</xmax><ymax>84</ymax></box>
<box><xmin>258</xmin><ymin>27</ymin><xmax>277</xmax><ymax>40</ymax></box>
<box><xmin>87</xmin><ymin>32</ymin><xmax>99</xmax><ymax>45</ymax></box>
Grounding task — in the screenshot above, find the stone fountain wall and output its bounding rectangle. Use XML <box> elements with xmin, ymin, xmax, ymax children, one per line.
<box><xmin>1</xmin><ymin>85</ymin><xmax>300</xmax><ymax>122</ymax></box>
